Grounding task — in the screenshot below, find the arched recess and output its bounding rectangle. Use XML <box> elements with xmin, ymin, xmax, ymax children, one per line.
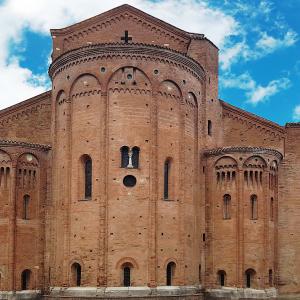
<box><xmin>21</xmin><ymin>269</ymin><xmax>32</xmax><ymax>290</ymax></box>
<box><xmin>245</xmin><ymin>268</ymin><xmax>256</xmax><ymax>288</ymax></box>
<box><xmin>55</xmin><ymin>90</ymin><xmax>69</xmax><ymax>136</ymax></box>
<box><xmin>70</xmin><ymin>262</ymin><xmax>82</xmax><ymax>287</ymax></box>
<box><xmin>115</xmin><ymin>257</ymin><xmax>139</xmax><ymax>270</ymax></box>
<box><xmin>186</xmin><ymin>92</ymin><xmax>198</xmax><ymax>108</ymax></box>
<box><xmin>243</xmin><ymin>156</ymin><xmax>267</xmax><ymax>188</ymax></box>
<box><xmin>116</xmin><ymin>257</ymin><xmax>139</xmax><ymax>287</ymax></box>
<box><xmin>17</xmin><ymin>153</ymin><xmax>39</xmax><ymax>219</ymax></box>
<box><xmin>184</xmin><ymin>92</ymin><xmax>198</xmax><ymax>204</ymax></box>
<box><xmin>214</xmin><ymin>156</ymin><xmax>238</xmax><ymax>187</ymax></box>
<box><xmin>69</xmin><ymin>74</ymin><xmax>101</xmax><ymax>205</ymax></box>
<box><xmin>158</xmin><ymin>80</ymin><xmax>182</xmax><ymax>101</ymax></box>
<box><xmin>243</xmin><ymin>155</ymin><xmax>267</xmax><ymax>169</ymax></box>
<box><xmin>70</xmin><ymin>73</ymin><xmax>101</xmax><ymax>100</ymax></box>
<box><xmin>108</xmin><ymin>67</ymin><xmax>152</xmax><ymax>182</ymax></box>
<box><xmin>0</xmin><ymin>150</ymin><xmax>12</xmax><ymax>197</ymax></box>
<box><xmin>108</xmin><ymin>66</ymin><xmax>152</xmax><ymax>93</ymax></box>
<box><xmin>217</xmin><ymin>270</ymin><xmax>226</xmax><ymax>286</ymax></box>
<box><xmin>157</xmin><ymin>80</ymin><xmax>182</xmax><ymax>203</ymax></box>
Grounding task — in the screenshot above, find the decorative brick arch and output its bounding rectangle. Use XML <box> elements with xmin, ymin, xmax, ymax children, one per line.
<box><xmin>115</xmin><ymin>257</ymin><xmax>139</xmax><ymax>270</ymax></box>
<box><xmin>70</xmin><ymin>73</ymin><xmax>101</xmax><ymax>99</ymax></box>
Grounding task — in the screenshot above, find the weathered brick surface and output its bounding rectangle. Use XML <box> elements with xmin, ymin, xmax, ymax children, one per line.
<box><xmin>0</xmin><ymin>4</ymin><xmax>299</xmax><ymax>300</ymax></box>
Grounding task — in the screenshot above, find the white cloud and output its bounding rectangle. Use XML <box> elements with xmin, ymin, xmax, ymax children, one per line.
<box><xmin>0</xmin><ymin>0</ymin><xmax>238</xmax><ymax>109</ymax></box>
<box><xmin>247</xmin><ymin>78</ymin><xmax>291</xmax><ymax>105</ymax></box>
<box><xmin>221</xmin><ymin>72</ymin><xmax>291</xmax><ymax>105</ymax></box>
<box><xmin>220</xmin><ymin>41</ymin><xmax>246</xmax><ymax>70</ymax></box>
<box><xmin>293</xmin><ymin>105</ymin><xmax>300</xmax><ymax>121</ymax></box>
<box><xmin>256</xmin><ymin>30</ymin><xmax>298</xmax><ymax>54</ymax></box>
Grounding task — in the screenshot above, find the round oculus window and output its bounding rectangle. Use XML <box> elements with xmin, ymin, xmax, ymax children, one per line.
<box><xmin>123</xmin><ymin>175</ymin><xmax>137</xmax><ymax>187</ymax></box>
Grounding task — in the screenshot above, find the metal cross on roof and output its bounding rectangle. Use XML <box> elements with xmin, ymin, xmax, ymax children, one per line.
<box><xmin>121</xmin><ymin>30</ymin><xmax>132</xmax><ymax>43</ymax></box>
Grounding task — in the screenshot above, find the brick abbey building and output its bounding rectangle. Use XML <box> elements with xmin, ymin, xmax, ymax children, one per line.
<box><xmin>0</xmin><ymin>4</ymin><xmax>299</xmax><ymax>300</ymax></box>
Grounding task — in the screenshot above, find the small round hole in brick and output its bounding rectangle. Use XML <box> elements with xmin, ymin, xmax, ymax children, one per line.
<box><xmin>127</xmin><ymin>74</ymin><xmax>133</xmax><ymax>80</ymax></box>
<box><xmin>123</xmin><ymin>175</ymin><xmax>137</xmax><ymax>187</ymax></box>
<box><xmin>100</xmin><ymin>67</ymin><xmax>106</xmax><ymax>73</ymax></box>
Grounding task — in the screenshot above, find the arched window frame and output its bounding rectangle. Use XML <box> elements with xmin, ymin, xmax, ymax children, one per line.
<box><xmin>21</xmin><ymin>269</ymin><xmax>31</xmax><ymax>290</ymax></box>
<box><xmin>71</xmin><ymin>263</ymin><xmax>81</xmax><ymax>287</ymax></box>
<box><xmin>217</xmin><ymin>270</ymin><xmax>226</xmax><ymax>287</ymax></box>
<box><xmin>223</xmin><ymin>194</ymin><xmax>231</xmax><ymax>220</ymax></box>
<box><xmin>122</xmin><ymin>263</ymin><xmax>133</xmax><ymax>287</ymax></box>
<box><xmin>166</xmin><ymin>262</ymin><xmax>176</xmax><ymax>286</ymax></box>
<box><xmin>245</xmin><ymin>269</ymin><xmax>256</xmax><ymax>288</ymax></box>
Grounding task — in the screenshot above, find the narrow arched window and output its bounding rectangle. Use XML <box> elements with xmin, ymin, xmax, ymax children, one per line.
<box><xmin>71</xmin><ymin>263</ymin><xmax>81</xmax><ymax>286</ymax></box>
<box><xmin>21</xmin><ymin>269</ymin><xmax>31</xmax><ymax>290</ymax></box>
<box><xmin>250</xmin><ymin>195</ymin><xmax>258</xmax><ymax>220</ymax></box>
<box><xmin>166</xmin><ymin>262</ymin><xmax>176</xmax><ymax>286</ymax></box>
<box><xmin>218</xmin><ymin>270</ymin><xmax>226</xmax><ymax>287</ymax></box>
<box><xmin>164</xmin><ymin>159</ymin><xmax>171</xmax><ymax>200</ymax></box>
<box><xmin>245</xmin><ymin>269</ymin><xmax>255</xmax><ymax>288</ymax></box>
<box><xmin>84</xmin><ymin>156</ymin><xmax>92</xmax><ymax>199</ymax></box>
<box><xmin>269</xmin><ymin>269</ymin><xmax>273</xmax><ymax>286</ymax></box>
<box><xmin>120</xmin><ymin>146</ymin><xmax>129</xmax><ymax>168</ymax></box>
<box><xmin>123</xmin><ymin>264</ymin><xmax>132</xmax><ymax>287</ymax></box>
<box><xmin>208</xmin><ymin>120</ymin><xmax>212</xmax><ymax>136</ymax></box>
<box><xmin>132</xmin><ymin>147</ymin><xmax>140</xmax><ymax>169</ymax></box>
<box><xmin>199</xmin><ymin>264</ymin><xmax>201</xmax><ymax>283</ymax></box>
<box><xmin>23</xmin><ymin>195</ymin><xmax>30</xmax><ymax>220</ymax></box>
<box><xmin>270</xmin><ymin>197</ymin><xmax>274</xmax><ymax>221</ymax></box>
<box><xmin>223</xmin><ymin>194</ymin><xmax>231</xmax><ymax>219</ymax></box>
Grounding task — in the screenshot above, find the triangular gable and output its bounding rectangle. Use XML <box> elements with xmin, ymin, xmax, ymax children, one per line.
<box><xmin>50</xmin><ymin>4</ymin><xmax>203</xmax><ymax>60</ymax></box>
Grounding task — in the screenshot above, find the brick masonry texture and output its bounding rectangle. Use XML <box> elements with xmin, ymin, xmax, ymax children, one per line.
<box><xmin>0</xmin><ymin>4</ymin><xmax>299</xmax><ymax>300</ymax></box>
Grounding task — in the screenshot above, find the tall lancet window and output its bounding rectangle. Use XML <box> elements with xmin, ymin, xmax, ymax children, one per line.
<box><xmin>23</xmin><ymin>194</ymin><xmax>30</xmax><ymax>220</ymax></box>
<box><xmin>250</xmin><ymin>194</ymin><xmax>258</xmax><ymax>220</ymax></box>
<box><xmin>223</xmin><ymin>194</ymin><xmax>231</xmax><ymax>220</ymax></box>
<box><xmin>80</xmin><ymin>155</ymin><xmax>92</xmax><ymax>200</ymax></box>
<box><xmin>164</xmin><ymin>159</ymin><xmax>171</xmax><ymax>200</ymax></box>
<box><xmin>85</xmin><ymin>157</ymin><xmax>92</xmax><ymax>199</ymax></box>
<box><xmin>132</xmin><ymin>147</ymin><xmax>140</xmax><ymax>169</ymax></box>
<box><xmin>120</xmin><ymin>146</ymin><xmax>129</xmax><ymax>168</ymax></box>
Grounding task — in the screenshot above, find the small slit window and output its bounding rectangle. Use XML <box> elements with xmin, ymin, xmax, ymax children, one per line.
<box><xmin>208</xmin><ymin>120</ymin><xmax>212</xmax><ymax>136</ymax></box>
<box><xmin>223</xmin><ymin>194</ymin><xmax>231</xmax><ymax>220</ymax></box>
<box><xmin>250</xmin><ymin>195</ymin><xmax>258</xmax><ymax>220</ymax></box>
<box><xmin>23</xmin><ymin>194</ymin><xmax>30</xmax><ymax>220</ymax></box>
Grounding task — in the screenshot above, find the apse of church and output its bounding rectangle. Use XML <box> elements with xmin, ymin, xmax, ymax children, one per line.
<box><xmin>0</xmin><ymin>4</ymin><xmax>299</xmax><ymax>300</ymax></box>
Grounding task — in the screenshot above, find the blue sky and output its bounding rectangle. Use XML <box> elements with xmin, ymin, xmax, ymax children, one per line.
<box><xmin>0</xmin><ymin>0</ymin><xmax>299</xmax><ymax>125</ymax></box>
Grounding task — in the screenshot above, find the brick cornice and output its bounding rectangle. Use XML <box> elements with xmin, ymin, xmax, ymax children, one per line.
<box><xmin>0</xmin><ymin>140</ymin><xmax>51</xmax><ymax>152</ymax></box>
<box><xmin>49</xmin><ymin>43</ymin><xmax>206</xmax><ymax>81</ymax></box>
<box><xmin>285</xmin><ymin>122</ymin><xmax>300</xmax><ymax>128</ymax></box>
<box><xmin>203</xmin><ymin>146</ymin><xmax>283</xmax><ymax>161</ymax></box>
<box><xmin>0</xmin><ymin>91</ymin><xmax>51</xmax><ymax>125</ymax></box>
<box><xmin>221</xmin><ymin>100</ymin><xmax>286</xmax><ymax>137</ymax></box>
